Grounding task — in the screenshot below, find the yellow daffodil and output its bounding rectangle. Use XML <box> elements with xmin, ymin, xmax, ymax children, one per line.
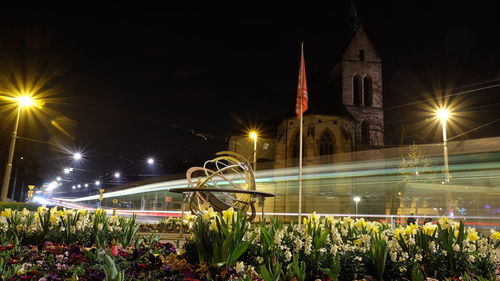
<box><xmin>467</xmin><ymin>232</ymin><xmax>479</xmax><ymax>241</ymax></box>
<box><xmin>1</xmin><ymin>208</ymin><xmax>12</xmax><ymax>218</ymax></box>
<box><xmin>303</xmin><ymin>217</ymin><xmax>309</xmax><ymax>225</ymax></box>
<box><xmin>394</xmin><ymin>227</ymin><xmax>404</xmax><ymax>240</ymax></box>
<box><xmin>344</xmin><ymin>217</ymin><xmax>352</xmax><ymax>225</ymax></box>
<box><xmin>37</xmin><ymin>206</ymin><xmax>48</xmax><ymax>214</ymax></box>
<box><xmin>309</xmin><ymin>212</ymin><xmax>320</xmax><ymax>224</ymax></box>
<box><xmin>368</xmin><ymin>223</ymin><xmax>379</xmax><ymax>233</ymax></box>
<box><xmin>355</xmin><ymin>218</ymin><xmax>367</xmax><ymax>230</ymax></box>
<box><xmin>467</xmin><ymin>228</ymin><xmax>479</xmax><ymax>241</ymax></box>
<box><xmin>404</xmin><ymin>223</ymin><xmax>417</xmax><ymax>236</ymax></box>
<box><xmin>49</xmin><ymin>215</ymin><xmax>57</xmax><ymax>225</ymax></box>
<box><xmin>438</xmin><ymin>217</ymin><xmax>451</xmax><ymax>229</ymax></box>
<box><xmin>222</xmin><ymin>207</ymin><xmax>234</xmax><ymax>222</ymax></box>
<box><xmin>490</xmin><ymin>231</ymin><xmax>500</xmax><ymax>240</ymax></box>
<box><xmin>203</xmin><ymin>207</ymin><xmax>216</xmax><ymax>220</ymax></box>
<box><xmin>422</xmin><ymin>223</ymin><xmax>437</xmax><ymax>236</ymax></box>
<box><xmin>209</xmin><ymin>219</ymin><xmax>218</xmax><ymax>231</ymax></box>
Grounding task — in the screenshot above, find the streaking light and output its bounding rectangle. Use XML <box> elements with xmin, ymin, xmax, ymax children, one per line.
<box><xmin>32</xmin><ymin>196</ymin><xmax>50</xmax><ymax>206</ymax></box>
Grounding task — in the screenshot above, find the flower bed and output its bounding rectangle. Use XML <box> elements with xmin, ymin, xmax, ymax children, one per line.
<box><xmin>138</xmin><ymin>217</ymin><xmax>187</xmax><ymax>233</ymax></box>
<box><xmin>0</xmin><ymin>207</ymin><xmax>499</xmax><ymax>280</ymax></box>
<box><xmin>180</xmin><ymin>209</ymin><xmax>500</xmax><ymax>280</ymax></box>
<box><xmin>0</xmin><ymin>240</ymin><xmax>179</xmax><ymax>280</ymax></box>
<box><xmin>0</xmin><ymin>207</ymin><xmax>139</xmax><ymax>247</ymax></box>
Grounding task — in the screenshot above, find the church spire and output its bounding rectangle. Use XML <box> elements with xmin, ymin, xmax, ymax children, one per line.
<box><xmin>348</xmin><ymin>0</ymin><xmax>360</xmax><ymax>34</ymax></box>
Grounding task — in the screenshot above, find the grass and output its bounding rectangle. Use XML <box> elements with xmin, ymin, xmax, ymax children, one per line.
<box><xmin>0</xmin><ymin>202</ymin><xmax>38</xmax><ymax>211</ymax></box>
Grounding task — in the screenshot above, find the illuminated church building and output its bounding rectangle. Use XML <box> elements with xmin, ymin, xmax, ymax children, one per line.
<box><xmin>230</xmin><ymin>5</ymin><xmax>385</xmax><ymax>168</ymax></box>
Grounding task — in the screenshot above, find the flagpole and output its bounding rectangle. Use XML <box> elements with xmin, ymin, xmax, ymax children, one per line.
<box><xmin>298</xmin><ymin>42</ymin><xmax>304</xmax><ymax>226</ymax></box>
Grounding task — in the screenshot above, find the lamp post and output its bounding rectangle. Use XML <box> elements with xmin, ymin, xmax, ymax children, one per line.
<box><xmin>249</xmin><ymin>131</ymin><xmax>258</xmax><ymax>171</ymax></box>
<box><xmin>353</xmin><ymin>196</ymin><xmax>361</xmax><ymax>215</ymax></box>
<box><xmin>437</xmin><ymin>108</ymin><xmax>451</xmax><ymax>182</ymax></box>
<box><xmin>1</xmin><ymin>96</ymin><xmax>34</xmax><ymax>201</ymax></box>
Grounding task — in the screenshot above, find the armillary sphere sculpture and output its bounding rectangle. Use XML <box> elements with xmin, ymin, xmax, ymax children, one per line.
<box><xmin>185</xmin><ymin>151</ymin><xmax>258</xmax><ymax>221</ymax></box>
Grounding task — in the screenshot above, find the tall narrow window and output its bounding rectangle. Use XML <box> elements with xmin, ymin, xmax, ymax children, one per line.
<box><xmin>319</xmin><ymin>131</ymin><xmax>335</xmax><ymax>162</ymax></box>
<box><xmin>361</xmin><ymin>121</ymin><xmax>370</xmax><ymax>147</ymax></box>
<box><xmin>363</xmin><ymin>76</ymin><xmax>372</xmax><ymax>106</ymax></box>
<box><xmin>359</xmin><ymin>49</ymin><xmax>365</xmax><ymax>61</ymax></box>
<box><xmin>353</xmin><ymin>75</ymin><xmax>362</xmax><ymax>105</ymax></box>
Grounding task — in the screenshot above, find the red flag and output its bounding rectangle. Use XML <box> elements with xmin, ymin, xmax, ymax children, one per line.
<box><xmin>295</xmin><ymin>43</ymin><xmax>308</xmax><ymax>118</ymax></box>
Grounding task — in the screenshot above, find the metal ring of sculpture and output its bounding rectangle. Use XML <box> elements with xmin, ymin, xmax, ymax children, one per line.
<box><xmin>185</xmin><ymin>151</ymin><xmax>257</xmax><ymax>221</ymax></box>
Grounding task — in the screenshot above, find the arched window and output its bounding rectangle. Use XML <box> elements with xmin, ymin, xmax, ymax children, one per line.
<box><xmin>363</xmin><ymin>76</ymin><xmax>372</xmax><ymax>106</ymax></box>
<box><xmin>353</xmin><ymin>75</ymin><xmax>362</xmax><ymax>105</ymax></box>
<box><xmin>319</xmin><ymin>131</ymin><xmax>335</xmax><ymax>162</ymax></box>
<box><xmin>361</xmin><ymin>121</ymin><xmax>370</xmax><ymax>147</ymax></box>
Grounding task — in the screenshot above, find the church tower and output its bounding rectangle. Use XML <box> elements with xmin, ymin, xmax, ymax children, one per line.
<box><xmin>330</xmin><ymin>2</ymin><xmax>384</xmax><ymax>149</ymax></box>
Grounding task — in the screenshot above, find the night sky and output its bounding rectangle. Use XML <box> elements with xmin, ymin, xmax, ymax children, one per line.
<box><xmin>1</xmin><ymin>1</ymin><xmax>500</xmax><ymax>188</ymax></box>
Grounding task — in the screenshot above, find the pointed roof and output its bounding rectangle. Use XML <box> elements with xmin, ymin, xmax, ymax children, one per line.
<box><xmin>348</xmin><ymin>0</ymin><xmax>360</xmax><ymax>35</ymax></box>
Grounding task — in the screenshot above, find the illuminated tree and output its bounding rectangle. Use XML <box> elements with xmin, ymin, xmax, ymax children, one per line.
<box><xmin>399</xmin><ymin>144</ymin><xmax>436</xmax><ymax>182</ymax></box>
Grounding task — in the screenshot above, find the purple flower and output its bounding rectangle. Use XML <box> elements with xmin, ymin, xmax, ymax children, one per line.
<box><xmin>48</xmin><ymin>273</ymin><xmax>58</xmax><ymax>280</ymax></box>
<box><xmin>89</xmin><ymin>271</ymin><xmax>105</xmax><ymax>280</ymax></box>
<box><xmin>159</xmin><ymin>242</ymin><xmax>177</xmax><ymax>254</ymax></box>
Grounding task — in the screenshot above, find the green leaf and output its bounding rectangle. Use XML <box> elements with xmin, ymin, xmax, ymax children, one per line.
<box><xmin>260</xmin><ymin>226</ymin><xmax>273</xmax><ymax>248</ymax></box>
<box><xmin>229</xmin><ymin>238</ymin><xmax>254</xmax><ymax>265</ymax></box>
<box><xmin>221</xmin><ymin>232</ymin><xmax>235</xmax><ymax>262</ymax></box>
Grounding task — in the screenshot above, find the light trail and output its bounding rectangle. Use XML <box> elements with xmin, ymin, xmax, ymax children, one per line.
<box><xmin>48</xmin><ymin>142</ymin><xmax>500</xmax><ymax>229</ymax></box>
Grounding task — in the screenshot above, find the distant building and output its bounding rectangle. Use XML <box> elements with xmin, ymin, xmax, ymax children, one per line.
<box><xmin>230</xmin><ymin>3</ymin><xmax>385</xmax><ymax>168</ymax></box>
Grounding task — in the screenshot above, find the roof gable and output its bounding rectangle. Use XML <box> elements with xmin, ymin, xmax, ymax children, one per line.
<box><xmin>341</xmin><ymin>26</ymin><xmax>381</xmax><ymax>62</ymax></box>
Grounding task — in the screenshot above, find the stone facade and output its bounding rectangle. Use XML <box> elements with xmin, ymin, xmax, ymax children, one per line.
<box><xmin>274</xmin><ymin>115</ymin><xmax>355</xmax><ymax>168</ymax></box>
<box><xmin>274</xmin><ymin>26</ymin><xmax>384</xmax><ymax>168</ymax></box>
<box><xmin>229</xmin><ymin>26</ymin><xmax>385</xmax><ymax>169</ymax></box>
<box><xmin>331</xmin><ymin>26</ymin><xmax>384</xmax><ymax>149</ymax></box>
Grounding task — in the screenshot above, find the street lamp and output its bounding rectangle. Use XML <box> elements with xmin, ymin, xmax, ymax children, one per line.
<box><xmin>147</xmin><ymin>158</ymin><xmax>154</xmax><ymax>165</ymax></box>
<box><xmin>73</xmin><ymin>153</ymin><xmax>82</xmax><ymax>161</ymax></box>
<box><xmin>1</xmin><ymin>95</ymin><xmax>35</xmax><ymax>201</ymax></box>
<box><xmin>114</xmin><ymin>172</ymin><xmax>120</xmax><ymax>178</ymax></box>
<box><xmin>436</xmin><ymin>108</ymin><xmax>451</xmax><ymax>182</ymax></box>
<box><xmin>249</xmin><ymin>131</ymin><xmax>258</xmax><ymax>171</ymax></box>
<box><xmin>95</xmin><ymin>180</ymin><xmax>101</xmax><ymax>186</ymax></box>
<box><xmin>353</xmin><ymin>196</ymin><xmax>361</xmax><ymax>215</ymax></box>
